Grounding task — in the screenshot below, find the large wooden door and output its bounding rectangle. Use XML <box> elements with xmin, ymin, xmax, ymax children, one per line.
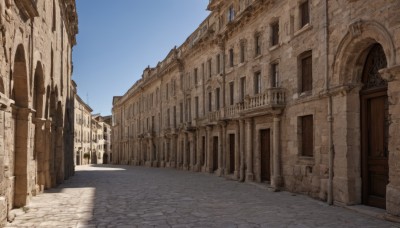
<box><xmin>229</xmin><ymin>134</ymin><xmax>235</xmax><ymax>174</ymax></box>
<box><xmin>260</xmin><ymin>129</ymin><xmax>271</xmax><ymax>182</ymax></box>
<box><xmin>213</xmin><ymin>136</ymin><xmax>218</xmax><ymax>172</ymax></box>
<box><xmin>361</xmin><ymin>44</ymin><xmax>388</xmax><ymax>209</ymax></box>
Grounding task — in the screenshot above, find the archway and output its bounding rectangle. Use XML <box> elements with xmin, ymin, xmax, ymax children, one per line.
<box><xmin>331</xmin><ymin>20</ymin><xmax>395</xmax><ymax>208</ymax></box>
<box><xmin>12</xmin><ymin>44</ymin><xmax>30</xmax><ymax>208</ymax></box>
<box><xmin>32</xmin><ymin>62</ymin><xmax>46</xmax><ymax>192</ymax></box>
<box><xmin>360</xmin><ymin>44</ymin><xmax>388</xmax><ymax>209</ymax></box>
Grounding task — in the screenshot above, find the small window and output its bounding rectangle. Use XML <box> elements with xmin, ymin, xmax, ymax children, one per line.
<box><xmin>271</xmin><ymin>21</ymin><xmax>279</xmax><ymax>46</ymax></box>
<box><xmin>228</xmin><ymin>5</ymin><xmax>235</xmax><ymax>22</ymax></box>
<box><xmin>216</xmin><ymin>54</ymin><xmax>221</xmax><ymax>74</ymax></box>
<box><xmin>229</xmin><ymin>48</ymin><xmax>234</xmax><ymax>67</ymax></box>
<box><xmin>240</xmin><ymin>77</ymin><xmax>246</xmax><ymax>101</ymax></box>
<box><xmin>216</xmin><ymin>88</ymin><xmax>220</xmax><ymax>110</ymax></box>
<box><xmin>208</xmin><ymin>59</ymin><xmax>212</xmax><ymax>78</ymax></box>
<box><xmin>195</xmin><ymin>96</ymin><xmax>199</xmax><ymax>118</ymax></box>
<box><xmin>300</xmin><ymin>115</ymin><xmax>313</xmax><ymax>157</ymax></box>
<box><xmin>229</xmin><ymin>82</ymin><xmax>234</xmax><ymax>105</ymax></box>
<box><xmin>300</xmin><ymin>51</ymin><xmax>312</xmax><ymax>92</ymax></box>
<box><xmin>271</xmin><ymin>63</ymin><xmax>279</xmax><ymax>88</ymax></box>
<box><xmin>240</xmin><ymin>42</ymin><xmax>245</xmax><ymax>63</ymax></box>
<box><xmin>254</xmin><ymin>71</ymin><xmax>261</xmax><ymax>95</ymax></box>
<box><xmin>180</xmin><ymin>103</ymin><xmax>183</xmax><ymax>123</ymax></box>
<box><xmin>300</xmin><ymin>0</ymin><xmax>310</xmax><ymax>28</ymax></box>
<box><xmin>255</xmin><ymin>33</ymin><xmax>261</xmax><ymax>56</ymax></box>
<box><xmin>194</xmin><ymin>68</ymin><xmax>198</xmax><ymax>85</ymax></box>
<box><xmin>208</xmin><ymin>92</ymin><xmax>212</xmax><ymax>112</ymax></box>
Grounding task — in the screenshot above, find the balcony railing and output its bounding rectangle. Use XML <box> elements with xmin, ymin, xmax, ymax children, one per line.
<box><xmin>224</xmin><ymin>88</ymin><xmax>286</xmax><ymax>119</ymax></box>
<box><xmin>207</xmin><ymin>110</ymin><xmax>221</xmax><ymax>123</ymax></box>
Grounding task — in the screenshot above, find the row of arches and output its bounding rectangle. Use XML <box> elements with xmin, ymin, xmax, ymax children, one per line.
<box><xmin>8</xmin><ymin>44</ymin><xmax>66</xmax><ymax>209</ymax></box>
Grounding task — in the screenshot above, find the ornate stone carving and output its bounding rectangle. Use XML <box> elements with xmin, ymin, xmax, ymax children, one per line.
<box><xmin>349</xmin><ymin>19</ymin><xmax>363</xmax><ymax>38</ymax></box>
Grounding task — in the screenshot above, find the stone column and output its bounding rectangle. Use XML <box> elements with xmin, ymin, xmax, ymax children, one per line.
<box><xmin>183</xmin><ymin>133</ymin><xmax>189</xmax><ymax>170</ymax></box>
<box><xmin>206</xmin><ymin>126</ymin><xmax>213</xmax><ymax>173</ymax></box>
<box><xmin>190</xmin><ymin>132</ymin><xmax>196</xmax><ymax>171</ymax></box>
<box><xmin>272</xmin><ymin>117</ymin><xmax>282</xmax><ymax>190</ymax></box>
<box><xmin>196</xmin><ymin>130</ymin><xmax>201</xmax><ymax>172</ymax></box>
<box><xmin>234</xmin><ymin>121</ymin><xmax>240</xmax><ymax>180</ymax></box>
<box><xmin>171</xmin><ymin>135</ymin><xmax>177</xmax><ymax>168</ymax></box>
<box><xmin>217</xmin><ymin>124</ymin><xmax>224</xmax><ymax>176</ymax></box>
<box><xmin>149</xmin><ymin>138</ymin><xmax>154</xmax><ymax>167</ymax></box>
<box><xmin>239</xmin><ymin>119</ymin><xmax>245</xmax><ymax>182</ymax></box>
<box><xmin>245</xmin><ymin>118</ymin><xmax>254</xmax><ymax>181</ymax></box>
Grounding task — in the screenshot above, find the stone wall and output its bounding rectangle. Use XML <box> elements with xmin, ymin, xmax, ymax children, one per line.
<box><xmin>0</xmin><ymin>0</ymin><xmax>78</xmax><ymax>225</ymax></box>
<box><xmin>112</xmin><ymin>0</ymin><xmax>400</xmax><ymax>217</ymax></box>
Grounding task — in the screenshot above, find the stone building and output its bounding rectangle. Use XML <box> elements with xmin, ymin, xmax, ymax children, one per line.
<box><xmin>74</xmin><ymin>93</ymin><xmax>93</xmax><ymax>165</ymax></box>
<box><xmin>0</xmin><ymin>0</ymin><xmax>78</xmax><ymax>225</ymax></box>
<box><xmin>93</xmin><ymin>115</ymin><xmax>112</xmax><ymax>164</ymax></box>
<box><xmin>112</xmin><ymin>0</ymin><xmax>400</xmax><ymax>217</ymax></box>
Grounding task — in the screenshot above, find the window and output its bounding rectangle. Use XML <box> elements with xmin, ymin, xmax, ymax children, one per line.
<box><xmin>300</xmin><ymin>0</ymin><xmax>310</xmax><ymax>28</ymax></box>
<box><xmin>216</xmin><ymin>88</ymin><xmax>220</xmax><ymax>110</ymax></box>
<box><xmin>240</xmin><ymin>42</ymin><xmax>245</xmax><ymax>63</ymax></box>
<box><xmin>208</xmin><ymin>92</ymin><xmax>212</xmax><ymax>112</ymax></box>
<box><xmin>255</xmin><ymin>33</ymin><xmax>261</xmax><ymax>56</ymax></box>
<box><xmin>202</xmin><ymin>63</ymin><xmax>205</xmax><ymax>79</ymax></box>
<box><xmin>180</xmin><ymin>102</ymin><xmax>183</xmax><ymax>123</ymax></box>
<box><xmin>229</xmin><ymin>48</ymin><xmax>234</xmax><ymax>67</ymax></box>
<box><xmin>300</xmin><ymin>51</ymin><xmax>312</xmax><ymax>92</ymax></box>
<box><xmin>271</xmin><ymin>21</ymin><xmax>279</xmax><ymax>46</ymax></box>
<box><xmin>240</xmin><ymin>77</ymin><xmax>246</xmax><ymax>101</ymax></box>
<box><xmin>173</xmin><ymin>106</ymin><xmax>177</xmax><ymax>127</ymax></box>
<box><xmin>208</xmin><ymin>59</ymin><xmax>212</xmax><ymax>78</ymax></box>
<box><xmin>194</xmin><ymin>68</ymin><xmax>198</xmax><ymax>85</ymax></box>
<box><xmin>229</xmin><ymin>82</ymin><xmax>234</xmax><ymax>105</ymax></box>
<box><xmin>254</xmin><ymin>71</ymin><xmax>261</xmax><ymax>95</ymax></box>
<box><xmin>195</xmin><ymin>96</ymin><xmax>199</xmax><ymax>118</ymax></box>
<box><xmin>300</xmin><ymin>115</ymin><xmax>313</xmax><ymax>157</ymax></box>
<box><xmin>166</xmin><ymin>83</ymin><xmax>169</xmax><ymax>100</ymax></box>
<box><xmin>167</xmin><ymin>109</ymin><xmax>171</xmax><ymax>127</ymax></box>
<box><xmin>187</xmin><ymin>98</ymin><xmax>192</xmax><ymax>121</ymax></box>
<box><xmin>216</xmin><ymin>54</ymin><xmax>221</xmax><ymax>74</ymax></box>
<box><xmin>271</xmin><ymin>63</ymin><xmax>279</xmax><ymax>88</ymax></box>
<box><xmin>228</xmin><ymin>5</ymin><xmax>235</xmax><ymax>22</ymax></box>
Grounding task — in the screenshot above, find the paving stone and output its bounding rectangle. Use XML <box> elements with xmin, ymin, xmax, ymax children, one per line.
<box><xmin>5</xmin><ymin>165</ymin><xmax>400</xmax><ymax>227</ymax></box>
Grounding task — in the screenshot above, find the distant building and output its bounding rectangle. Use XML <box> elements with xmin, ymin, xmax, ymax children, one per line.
<box><xmin>74</xmin><ymin>94</ymin><xmax>93</xmax><ymax>165</ymax></box>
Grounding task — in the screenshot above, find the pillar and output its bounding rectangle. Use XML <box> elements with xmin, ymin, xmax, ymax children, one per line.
<box><xmin>272</xmin><ymin>117</ymin><xmax>282</xmax><ymax>190</ymax></box>
<box><xmin>206</xmin><ymin>126</ymin><xmax>213</xmax><ymax>173</ymax></box>
<box><xmin>245</xmin><ymin>118</ymin><xmax>254</xmax><ymax>181</ymax></box>
<box><xmin>234</xmin><ymin>121</ymin><xmax>240</xmax><ymax>179</ymax></box>
<box><xmin>183</xmin><ymin>133</ymin><xmax>189</xmax><ymax>170</ymax></box>
<box><xmin>239</xmin><ymin>119</ymin><xmax>245</xmax><ymax>182</ymax></box>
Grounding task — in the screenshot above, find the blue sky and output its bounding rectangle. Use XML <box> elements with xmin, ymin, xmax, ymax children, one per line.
<box><xmin>72</xmin><ymin>1</ymin><xmax>210</xmax><ymax>116</ymax></box>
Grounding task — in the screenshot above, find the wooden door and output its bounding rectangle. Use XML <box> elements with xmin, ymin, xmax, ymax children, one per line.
<box><xmin>260</xmin><ymin>129</ymin><xmax>271</xmax><ymax>182</ymax></box>
<box><xmin>213</xmin><ymin>136</ymin><xmax>218</xmax><ymax>171</ymax></box>
<box><xmin>229</xmin><ymin>134</ymin><xmax>235</xmax><ymax>174</ymax></box>
<box><xmin>361</xmin><ymin>44</ymin><xmax>388</xmax><ymax>209</ymax></box>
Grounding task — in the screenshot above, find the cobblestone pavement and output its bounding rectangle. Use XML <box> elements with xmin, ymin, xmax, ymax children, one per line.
<box><xmin>6</xmin><ymin>165</ymin><xmax>399</xmax><ymax>228</ymax></box>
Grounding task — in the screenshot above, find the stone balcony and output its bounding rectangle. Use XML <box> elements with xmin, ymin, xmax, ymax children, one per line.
<box><xmin>225</xmin><ymin>87</ymin><xmax>286</xmax><ymax>119</ymax></box>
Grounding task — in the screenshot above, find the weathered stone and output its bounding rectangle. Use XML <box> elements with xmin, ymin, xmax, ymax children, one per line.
<box><xmin>112</xmin><ymin>0</ymin><xmax>400</xmax><ymax>218</ymax></box>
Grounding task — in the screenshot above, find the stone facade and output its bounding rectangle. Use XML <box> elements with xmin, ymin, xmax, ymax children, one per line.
<box><xmin>74</xmin><ymin>94</ymin><xmax>93</xmax><ymax>165</ymax></box>
<box><xmin>73</xmin><ymin>93</ymin><xmax>112</xmax><ymax>166</ymax></box>
<box><xmin>112</xmin><ymin>0</ymin><xmax>400</xmax><ymax>217</ymax></box>
<box><xmin>0</xmin><ymin>0</ymin><xmax>78</xmax><ymax>225</ymax></box>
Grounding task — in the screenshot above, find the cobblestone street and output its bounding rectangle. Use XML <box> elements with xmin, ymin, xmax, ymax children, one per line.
<box><xmin>6</xmin><ymin>165</ymin><xmax>399</xmax><ymax>227</ymax></box>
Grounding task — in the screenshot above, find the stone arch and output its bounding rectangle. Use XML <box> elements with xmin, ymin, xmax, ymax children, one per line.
<box><xmin>12</xmin><ymin>44</ymin><xmax>30</xmax><ymax>208</ymax></box>
<box><xmin>333</xmin><ymin>20</ymin><xmax>396</xmax><ymax>85</ymax></box>
<box><xmin>332</xmin><ymin>20</ymin><xmax>393</xmax><ymax>207</ymax></box>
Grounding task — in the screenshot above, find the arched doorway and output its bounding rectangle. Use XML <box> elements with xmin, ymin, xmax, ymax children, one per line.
<box><xmin>12</xmin><ymin>44</ymin><xmax>30</xmax><ymax>208</ymax></box>
<box><xmin>360</xmin><ymin>43</ymin><xmax>388</xmax><ymax>209</ymax></box>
